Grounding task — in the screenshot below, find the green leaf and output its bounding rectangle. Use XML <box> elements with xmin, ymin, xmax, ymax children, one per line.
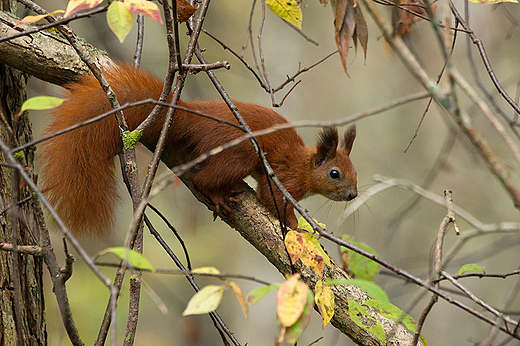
<box><xmin>297</xmin><ymin>217</ymin><xmax>326</xmax><ymax>232</ymax></box>
<box><xmin>327</xmin><ymin>278</ymin><xmax>389</xmax><ymax>302</ymax></box>
<box><xmin>363</xmin><ymin>299</ymin><xmax>427</xmax><ymax>343</ymax></box>
<box><xmin>363</xmin><ymin>300</ymin><xmax>414</xmax><ymax>330</ymax></box>
<box><xmin>100</xmin><ymin>247</ymin><xmax>155</xmax><ymax>272</ymax></box>
<box><xmin>348</xmin><ymin>300</ymin><xmax>386</xmax><ymax>343</ymax></box>
<box><xmin>247</xmin><ymin>284</ymin><xmax>280</xmax><ymax>305</ymax></box>
<box><xmin>21</xmin><ymin>96</ymin><xmax>65</xmax><ymax>111</ymax></box>
<box><xmin>266</xmin><ymin>0</ymin><xmax>302</xmax><ymax>29</ymax></box>
<box><xmin>107</xmin><ymin>1</ymin><xmax>134</xmax><ymax>43</ymax></box>
<box><xmin>341</xmin><ymin>235</ymin><xmax>380</xmax><ymax>281</ymax></box>
<box><xmin>182</xmin><ymin>284</ymin><xmax>225</xmax><ymax>316</ymax></box>
<box><xmin>458</xmin><ymin>264</ymin><xmax>485</xmax><ymax>276</ymax></box>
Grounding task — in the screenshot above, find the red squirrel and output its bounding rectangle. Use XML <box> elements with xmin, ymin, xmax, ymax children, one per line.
<box><xmin>39</xmin><ymin>64</ymin><xmax>357</xmax><ymax>236</ymax></box>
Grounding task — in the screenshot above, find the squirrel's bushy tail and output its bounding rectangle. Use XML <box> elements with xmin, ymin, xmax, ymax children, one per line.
<box><xmin>39</xmin><ymin>65</ymin><xmax>164</xmax><ymax>236</ymax></box>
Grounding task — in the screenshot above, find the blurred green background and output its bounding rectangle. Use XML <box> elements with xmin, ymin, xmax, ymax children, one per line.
<box><xmin>26</xmin><ymin>0</ymin><xmax>520</xmax><ymax>345</ymax></box>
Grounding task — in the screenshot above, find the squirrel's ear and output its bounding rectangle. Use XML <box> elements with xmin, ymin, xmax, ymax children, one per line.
<box><xmin>315</xmin><ymin>127</ymin><xmax>339</xmax><ymax>165</ymax></box>
<box><xmin>342</xmin><ymin>124</ymin><xmax>356</xmax><ymax>155</ymax></box>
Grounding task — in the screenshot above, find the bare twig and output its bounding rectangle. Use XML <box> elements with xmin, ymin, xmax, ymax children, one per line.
<box><xmin>0</xmin><ymin>4</ymin><xmax>109</xmax><ymax>44</ymax></box>
<box><xmin>450</xmin><ymin>0</ymin><xmax>520</xmax><ymax>120</ymax></box>
<box><xmin>413</xmin><ymin>190</ymin><xmax>459</xmax><ymax>345</ymax></box>
<box><xmin>442</xmin><ymin>271</ymin><xmax>517</xmax><ymax>326</ymax></box>
<box><xmin>480</xmin><ymin>274</ymin><xmax>520</xmax><ymax>345</ymax></box>
<box><xmin>133</xmin><ymin>14</ymin><xmax>145</xmax><ymax>67</ymax></box>
<box><xmin>0</xmin><ymin>243</ymin><xmax>43</xmax><ymax>256</ymax></box>
<box><xmin>258</xmin><ymin>0</ymin><xmax>275</xmax><ymax>106</ymax></box>
<box><xmin>94</xmin><ymin>262</ymin><xmax>272</xmax><ymax>286</ymax></box>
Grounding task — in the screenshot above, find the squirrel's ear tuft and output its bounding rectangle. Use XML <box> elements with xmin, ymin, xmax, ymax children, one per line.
<box><xmin>315</xmin><ymin>127</ymin><xmax>339</xmax><ymax>166</ymax></box>
<box><xmin>342</xmin><ymin>124</ymin><xmax>356</xmax><ymax>155</ymax></box>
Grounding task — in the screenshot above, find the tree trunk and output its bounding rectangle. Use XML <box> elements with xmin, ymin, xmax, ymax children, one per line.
<box><xmin>0</xmin><ymin>2</ymin><xmax>46</xmax><ymax>344</ymax></box>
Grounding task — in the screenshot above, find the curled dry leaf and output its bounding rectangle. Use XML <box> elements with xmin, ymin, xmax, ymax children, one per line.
<box><xmin>394</xmin><ymin>0</ymin><xmax>430</xmax><ymax>36</ymax></box>
<box><xmin>330</xmin><ymin>0</ymin><xmax>368</xmax><ymax>76</ymax></box>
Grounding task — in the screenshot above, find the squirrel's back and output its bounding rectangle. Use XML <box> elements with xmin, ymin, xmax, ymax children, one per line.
<box><xmin>40</xmin><ymin>65</ymin><xmax>357</xmax><ymax>236</ymax></box>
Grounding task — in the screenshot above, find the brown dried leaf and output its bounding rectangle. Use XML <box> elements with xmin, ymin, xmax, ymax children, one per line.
<box><xmin>330</xmin><ymin>0</ymin><xmax>369</xmax><ymax>76</ymax></box>
<box><xmin>353</xmin><ymin>4</ymin><xmax>368</xmax><ymax>60</ymax></box>
<box><xmin>395</xmin><ymin>0</ymin><xmax>430</xmax><ymax>36</ymax></box>
<box><xmin>176</xmin><ymin>0</ymin><xmax>196</xmax><ymax>22</ymax></box>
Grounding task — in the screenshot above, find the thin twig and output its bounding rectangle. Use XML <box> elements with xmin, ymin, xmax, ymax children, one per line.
<box><xmin>442</xmin><ymin>271</ymin><xmax>517</xmax><ymax>326</ymax></box>
<box><xmin>373</xmin><ymin>0</ymin><xmax>470</xmax><ymax>33</ymax></box>
<box><xmin>258</xmin><ymin>0</ymin><xmax>275</xmax><ymax>106</ymax></box>
<box><xmin>413</xmin><ymin>190</ymin><xmax>459</xmax><ymax>345</ymax></box>
<box><xmin>133</xmin><ymin>14</ymin><xmax>145</xmax><ymax>67</ymax></box>
<box><xmin>271</xmin><ymin>51</ymin><xmax>338</xmax><ymax>94</ymax></box>
<box><xmin>480</xmin><ymin>274</ymin><xmax>520</xmax><ymax>345</ymax></box>
<box><xmin>94</xmin><ymin>262</ymin><xmax>272</xmax><ymax>286</ymax></box>
<box><xmin>449</xmin><ymin>0</ymin><xmax>520</xmax><ymax>119</ymax></box>
<box><xmin>0</xmin><ymin>4</ymin><xmax>109</xmax><ymax>44</ymax></box>
<box><xmin>0</xmin><ymin>243</ymin><xmax>43</xmax><ymax>256</ymax></box>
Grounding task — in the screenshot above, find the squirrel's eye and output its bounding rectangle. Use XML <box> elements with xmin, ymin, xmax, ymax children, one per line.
<box><xmin>329</xmin><ymin>169</ymin><xmax>340</xmax><ymax>179</ymax></box>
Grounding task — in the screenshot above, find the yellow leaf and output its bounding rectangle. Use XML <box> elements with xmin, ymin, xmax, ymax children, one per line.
<box><xmin>469</xmin><ymin>0</ymin><xmax>517</xmax><ymax>3</ymax></box>
<box><xmin>182</xmin><ymin>285</ymin><xmax>225</xmax><ymax>316</ymax></box>
<box><xmin>276</xmin><ymin>274</ymin><xmax>309</xmax><ymax>327</ymax></box>
<box><xmin>123</xmin><ymin>0</ymin><xmax>163</xmax><ymax>24</ymax></box>
<box><xmin>314</xmin><ymin>280</ymin><xmax>335</xmax><ymax>328</ymax></box>
<box><xmin>284</xmin><ymin>289</ymin><xmax>314</xmax><ymax>344</ymax></box>
<box><xmin>229</xmin><ymin>281</ymin><xmax>249</xmax><ymax>318</ymax></box>
<box><xmin>301</xmin><ymin>244</ymin><xmax>324</xmax><ymax>275</ymax></box>
<box><xmin>14</xmin><ymin>10</ymin><xmax>65</xmax><ymax>28</ymax></box>
<box><xmin>285</xmin><ymin>230</ymin><xmax>328</xmax><ymax>275</ymax></box>
<box><xmin>191</xmin><ymin>266</ymin><xmax>221</xmax><ymax>275</ymax></box>
<box><xmin>99</xmin><ymin>247</ymin><xmax>155</xmax><ymax>272</ymax></box>
<box><xmin>64</xmin><ymin>0</ymin><xmax>104</xmax><ymax>17</ymax></box>
<box><xmin>301</xmin><ymin>232</ymin><xmax>330</xmax><ymax>267</ymax></box>
<box><xmin>266</xmin><ymin>0</ymin><xmax>302</xmax><ymax>29</ymax></box>
<box><xmin>106</xmin><ymin>1</ymin><xmax>134</xmax><ymax>43</ymax></box>
<box><xmin>20</xmin><ymin>96</ymin><xmax>65</xmax><ymax>111</ymax></box>
<box><xmin>284</xmin><ymin>231</ymin><xmax>304</xmax><ymax>264</ymax></box>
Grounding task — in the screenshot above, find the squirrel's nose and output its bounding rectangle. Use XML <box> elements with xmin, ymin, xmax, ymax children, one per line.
<box><xmin>346</xmin><ymin>188</ymin><xmax>357</xmax><ymax>201</ymax></box>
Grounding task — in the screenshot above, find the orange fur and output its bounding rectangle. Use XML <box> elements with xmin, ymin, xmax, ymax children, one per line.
<box><xmin>39</xmin><ymin>65</ymin><xmax>358</xmax><ymax>236</ymax></box>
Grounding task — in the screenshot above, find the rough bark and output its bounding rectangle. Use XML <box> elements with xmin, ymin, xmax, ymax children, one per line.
<box><xmin>0</xmin><ymin>4</ymin><xmax>46</xmax><ymax>342</ymax></box>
